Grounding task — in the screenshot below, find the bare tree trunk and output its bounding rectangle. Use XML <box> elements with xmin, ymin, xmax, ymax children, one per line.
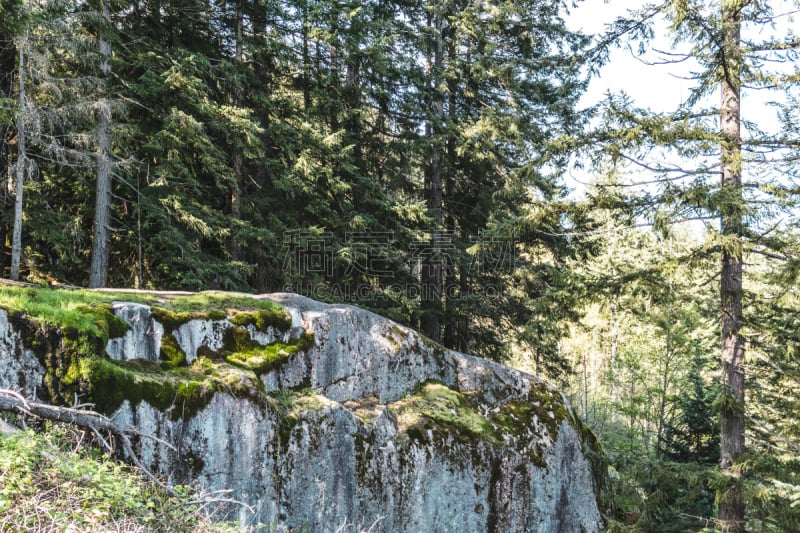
<box><xmin>135</xmin><ymin>172</ymin><xmax>143</xmax><ymax>289</ymax></box>
<box><xmin>718</xmin><ymin>1</ymin><xmax>745</xmax><ymax>531</ymax></box>
<box><xmin>0</xmin><ymin>27</ymin><xmax>14</xmax><ymax>277</ymax></box>
<box><xmin>10</xmin><ymin>36</ymin><xmax>25</xmax><ymax>282</ymax></box>
<box><xmin>89</xmin><ymin>1</ymin><xmax>112</xmax><ymax>288</ymax></box>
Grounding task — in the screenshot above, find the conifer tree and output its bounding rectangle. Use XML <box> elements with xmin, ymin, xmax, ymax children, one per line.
<box><xmin>586</xmin><ymin>1</ymin><xmax>800</xmax><ymax>528</ymax></box>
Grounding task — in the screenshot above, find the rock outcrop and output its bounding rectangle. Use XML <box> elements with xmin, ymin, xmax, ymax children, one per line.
<box><xmin>0</xmin><ymin>292</ymin><xmax>603</xmax><ymax>532</ymax></box>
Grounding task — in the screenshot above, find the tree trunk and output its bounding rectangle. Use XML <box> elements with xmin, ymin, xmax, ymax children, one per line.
<box><xmin>718</xmin><ymin>1</ymin><xmax>745</xmax><ymax>531</ymax></box>
<box><xmin>442</xmin><ymin>40</ymin><xmax>458</xmax><ymax>351</ymax></box>
<box><xmin>656</xmin><ymin>327</ymin><xmax>672</xmax><ymax>458</ymax></box>
<box><xmin>609</xmin><ymin>299</ymin><xmax>618</xmax><ymax>403</ymax></box>
<box><xmin>301</xmin><ymin>0</ymin><xmax>311</xmax><ymax>112</ymax></box>
<box><xmin>421</xmin><ymin>5</ymin><xmax>444</xmax><ymax>342</ymax></box>
<box><xmin>0</xmin><ymin>25</ymin><xmax>14</xmax><ymax>276</ymax></box>
<box><xmin>89</xmin><ymin>1</ymin><xmax>112</xmax><ymax>288</ymax></box>
<box><xmin>10</xmin><ymin>36</ymin><xmax>25</xmax><ymax>282</ymax></box>
<box><xmin>229</xmin><ymin>0</ymin><xmax>244</xmax><ymax>264</ymax></box>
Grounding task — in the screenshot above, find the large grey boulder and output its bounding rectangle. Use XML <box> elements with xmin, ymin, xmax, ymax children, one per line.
<box><xmin>0</xmin><ymin>293</ymin><xmax>603</xmax><ymax>532</ymax></box>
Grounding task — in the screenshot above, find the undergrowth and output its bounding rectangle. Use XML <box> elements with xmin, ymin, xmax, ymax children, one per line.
<box><xmin>0</xmin><ymin>424</ymin><xmax>242</xmax><ymax>532</ymax></box>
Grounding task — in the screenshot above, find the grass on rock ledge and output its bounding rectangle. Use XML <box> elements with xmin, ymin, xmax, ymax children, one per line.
<box><xmin>0</xmin><ymin>286</ymin><xmax>290</xmax><ymax>341</ymax></box>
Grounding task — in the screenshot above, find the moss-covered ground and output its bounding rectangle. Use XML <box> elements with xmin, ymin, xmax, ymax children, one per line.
<box><xmin>0</xmin><ymin>286</ymin><xmax>289</xmax><ymax>339</ymax></box>
<box><xmin>0</xmin><ymin>285</ymin><xmax>308</xmax><ymax>419</ymax></box>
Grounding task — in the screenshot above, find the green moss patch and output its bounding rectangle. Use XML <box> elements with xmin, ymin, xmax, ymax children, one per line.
<box><xmin>389</xmin><ymin>379</ymin><xmax>583</xmax><ymax>466</ymax></box>
<box><xmin>159</xmin><ymin>334</ymin><xmax>188</xmax><ymax>369</ymax></box>
<box><xmin>74</xmin><ymin>304</ymin><xmax>131</xmax><ymax>342</ymax></box>
<box><xmin>224</xmin><ymin>330</ymin><xmax>314</xmax><ymax>375</ymax></box>
<box><xmin>0</xmin><ymin>288</ymin><xmax>131</xmax><ymax>346</ymax></box>
<box><xmin>392</xmin><ymin>381</ymin><xmax>498</xmax><ymax>445</ymax></box>
<box><xmin>150</xmin><ymin>307</ymin><xmax>227</xmax><ymax>331</ymax></box>
<box><xmin>229</xmin><ymin>308</ymin><xmax>292</xmax><ymax>333</ymax></box>
<box><xmin>88</xmin><ymin>357</ymin><xmax>263</xmax><ymax>419</ymax></box>
<box><xmin>489</xmin><ymin>383</ymin><xmax>571</xmax><ymax>439</ymax></box>
<box><xmin>0</xmin><ymin>286</ymin><xmax>290</xmax><ymax>339</ymax></box>
<box><xmin>152</xmin><ymin>293</ymin><xmax>290</xmax><ymax>332</ymax></box>
<box><xmin>12</xmin><ymin>315</ymin><xmax>108</xmax><ymax>407</ymax></box>
<box><xmin>148</xmin><ymin>294</ymin><xmax>293</xmax><ymax>369</ymax></box>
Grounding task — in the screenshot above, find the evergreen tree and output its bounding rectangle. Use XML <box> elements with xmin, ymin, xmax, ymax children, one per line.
<box><xmin>561</xmin><ymin>214</ymin><xmax>722</xmax><ymax>529</ymax></box>
<box><xmin>583</xmin><ymin>1</ymin><xmax>800</xmax><ymax>528</ymax></box>
<box><xmin>408</xmin><ymin>0</ymin><xmax>591</xmax><ymax>360</ymax></box>
<box><xmin>0</xmin><ymin>0</ymin><xmax>593</xmax><ymax>380</ymax></box>
<box><xmin>9</xmin><ymin>0</ymin><xmax>124</xmax><ymax>284</ymax></box>
<box><xmin>665</xmin><ymin>347</ymin><xmax>720</xmax><ymax>463</ymax></box>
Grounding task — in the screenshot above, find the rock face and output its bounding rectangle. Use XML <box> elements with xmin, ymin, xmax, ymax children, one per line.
<box><xmin>0</xmin><ymin>293</ymin><xmax>603</xmax><ymax>533</ymax></box>
<box><xmin>0</xmin><ymin>309</ymin><xmax>44</xmax><ymax>399</ymax></box>
<box><xmin>105</xmin><ymin>303</ymin><xmax>164</xmax><ymax>362</ymax></box>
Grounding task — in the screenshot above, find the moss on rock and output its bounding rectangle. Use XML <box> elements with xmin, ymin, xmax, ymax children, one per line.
<box><xmin>159</xmin><ymin>334</ymin><xmax>188</xmax><ymax>369</ymax></box>
<box><xmin>225</xmin><ymin>332</ymin><xmax>314</xmax><ymax>375</ymax></box>
<box><xmin>11</xmin><ymin>315</ymin><xmax>104</xmax><ymax>406</ymax></box>
<box><xmin>0</xmin><ymin>286</ymin><xmax>300</xmax><ymax>421</ymax></box>
<box><xmin>392</xmin><ymin>381</ymin><xmax>498</xmax><ymax>445</ymax></box>
<box><xmin>150</xmin><ymin>307</ymin><xmax>226</xmax><ymax>331</ymax></box>
<box><xmin>388</xmin><ymin>379</ymin><xmax>586</xmax><ymax>468</ymax></box>
<box><xmin>152</xmin><ymin>294</ymin><xmax>290</xmax><ymax>333</ymax></box>
<box><xmin>74</xmin><ymin>304</ymin><xmax>130</xmax><ymax>344</ymax></box>
<box><xmin>88</xmin><ymin>357</ymin><xmax>263</xmax><ymax>420</ymax></box>
<box><xmin>229</xmin><ymin>306</ymin><xmax>292</xmax><ymax>332</ymax></box>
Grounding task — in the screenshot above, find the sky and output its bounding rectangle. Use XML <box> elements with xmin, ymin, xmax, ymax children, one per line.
<box><xmin>563</xmin><ymin>1</ymin><xmax>691</xmax><ymax>195</ymax></box>
<box><xmin>565</xmin><ymin>0</ymin><xmax>798</xmax><ymax>125</ymax></box>
<box><xmin>562</xmin><ymin>0</ymin><xmax>800</xmax><ymax>201</ymax></box>
<box><xmin>565</xmin><ymin>0</ymin><xmax>690</xmax><ymax>112</ymax></box>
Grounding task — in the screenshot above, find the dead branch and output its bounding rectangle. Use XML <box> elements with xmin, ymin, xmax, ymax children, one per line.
<box><xmin>0</xmin><ymin>388</ymin><xmax>176</xmax><ymax>496</ymax></box>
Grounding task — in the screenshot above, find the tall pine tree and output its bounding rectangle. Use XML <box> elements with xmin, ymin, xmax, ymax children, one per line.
<box><xmin>584</xmin><ymin>0</ymin><xmax>800</xmax><ymax>528</ymax></box>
